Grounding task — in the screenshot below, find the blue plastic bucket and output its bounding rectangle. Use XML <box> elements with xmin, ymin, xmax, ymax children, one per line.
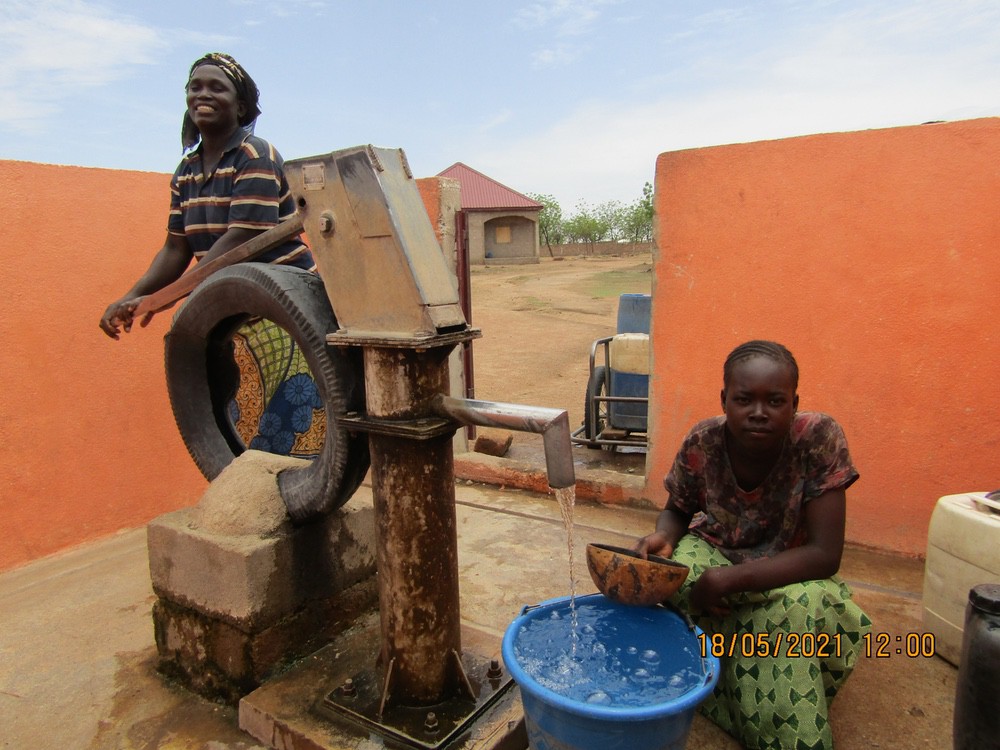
<box><xmin>502</xmin><ymin>593</ymin><xmax>718</xmax><ymax>750</ymax></box>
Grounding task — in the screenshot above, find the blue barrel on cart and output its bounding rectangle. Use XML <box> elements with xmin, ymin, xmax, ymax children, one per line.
<box><xmin>616</xmin><ymin>293</ymin><xmax>652</xmax><ymax>334</ymax></box>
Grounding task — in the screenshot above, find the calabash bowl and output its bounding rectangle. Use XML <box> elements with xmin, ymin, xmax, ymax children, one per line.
<box><xmin>586</xmin><ymin>542</ymin><xmax>690</xmax><ymax>607</ymax></box>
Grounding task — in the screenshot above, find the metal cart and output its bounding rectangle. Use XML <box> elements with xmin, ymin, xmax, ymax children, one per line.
<box><xmin>571</xmin><ymin>293</ymin><xmax>651</xmax><ymax>451</ymax></box>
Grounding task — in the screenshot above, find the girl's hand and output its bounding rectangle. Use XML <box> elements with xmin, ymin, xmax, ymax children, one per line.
<box><xmin>634</xmin><ymin>530</ymin><xmax>674</xmax><ymax>560</ymax></box>
<box><xmin>690</xmin><ymin>567</ymin><xmax>732</xmax><ymax>616</ymax></box>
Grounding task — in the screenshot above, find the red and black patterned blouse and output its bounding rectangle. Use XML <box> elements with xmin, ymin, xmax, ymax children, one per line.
<box><xmin>665</xmin><ymin>412</ymin><xmax>859</xmax><ymax>563</ymax></box>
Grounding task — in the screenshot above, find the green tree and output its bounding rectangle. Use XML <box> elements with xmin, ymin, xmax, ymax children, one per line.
<box><xmin>564</xmin><ymin>201</ymin><xmax>611</xmax><ymax>248</ymax></box>
<box><xmin>594</xmin><ymin>200</ymin><xmax>626</xmax><ymax>241</ymax></box>
<box><xmin>527</xmin><ymin>182</ymin><xmax>653</xmax><ymax>250</ymax></box>
<box><xmin>622</xmin><ymin>181</ymin><xmax>654</xmax><ymax>243</ymax></box>
<box><xmin>526</xmin><ymin>192</ymin><xmax>565</xmax><ymax>254</ymax></box>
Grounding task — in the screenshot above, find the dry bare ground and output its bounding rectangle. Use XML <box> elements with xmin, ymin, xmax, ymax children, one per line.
<box><xmin>467</xmin><ymin>253</ymin><xmax>653</xmax><ymax>447</ymax></box>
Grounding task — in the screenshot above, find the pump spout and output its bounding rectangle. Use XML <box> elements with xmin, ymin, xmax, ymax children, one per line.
<box><xmin>431</xmin><ymin>395</ymin><xmax>576</xmax><ymax>490</ymax></box>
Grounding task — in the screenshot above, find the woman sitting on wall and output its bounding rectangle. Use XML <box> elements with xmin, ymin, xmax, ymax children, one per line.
<box><xmin>635</xmin><ymin>340</ymin><xmax>871</xmax><ymax>750</ymax></box>
<box><xmin>99</xmin><ymin>53</ymin><xmax>324</xmax><ymax>457</ymax></box>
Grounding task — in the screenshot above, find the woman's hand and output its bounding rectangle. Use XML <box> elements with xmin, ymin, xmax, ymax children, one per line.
<box><xmin>100</xmin><ymin>296</ymin><xmax>154</xmax><ymax>339</ymax></box>
<box><xmin>101</xmin><ymin>297</ymin><xmax>138</xmax><ymax>339</ymax></box>
<box><xmin>100</xmin><ymin>233</ymin><xmax>194</xmax><ymax>340</ymax></box>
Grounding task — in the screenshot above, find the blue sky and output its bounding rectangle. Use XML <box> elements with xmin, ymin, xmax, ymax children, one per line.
<box><xmin>3</xmin><ymin>0</ymin><xmax>999</xmax><ymax>210</ymax></box>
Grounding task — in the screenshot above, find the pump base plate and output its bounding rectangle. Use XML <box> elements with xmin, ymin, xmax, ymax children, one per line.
<box><xmin>239</xmin><ymin>611</ymin><xmax>526</xmax><ymax>750</ymax></box>
<box><xmin>319</xmin><ymin>652</ymin><xmax>514</xmax><ymax>749</ymax></box>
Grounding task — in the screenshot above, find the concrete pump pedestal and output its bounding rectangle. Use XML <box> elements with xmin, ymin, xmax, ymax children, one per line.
<box><xmin>239</xmin><ymin>613</ymin><xmax>527</xmax><ymax>750</ymax></box>
<box><xmin>147</xmin><ymin>450</ymin><xmax>377</xmax><ymax>704</ymax></box>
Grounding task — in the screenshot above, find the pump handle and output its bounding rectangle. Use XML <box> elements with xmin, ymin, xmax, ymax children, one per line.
<box><xmin>132</xmin><ymin>214</ymin><xmax>305</xmax><ymax>319</ymax></box>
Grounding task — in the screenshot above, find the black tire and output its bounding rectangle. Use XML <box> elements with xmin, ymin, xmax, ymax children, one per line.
<box><xmin>164</xmin><ymin>263</ymin><xmax>369</xmax><ymax>522</ymax></box>
<box><xmin>583</xmin><ymin>365</ymin><xmax>609</xmax><ymax>449</ymax></box>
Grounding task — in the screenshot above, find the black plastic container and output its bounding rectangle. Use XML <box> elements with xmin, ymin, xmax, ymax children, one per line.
<box><xmin>953</xmin><ymin>583</ymin><xmax>1000</xmax><ymax>749</ymax></box>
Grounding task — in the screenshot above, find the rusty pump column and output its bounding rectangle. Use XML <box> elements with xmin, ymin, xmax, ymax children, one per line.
<box><xmin>364</xmin><ymin>344</ymin><xmax>469</xmax><ymax>707</ymax></box>
<box><xmin>284</xmin><ymin>145</ymin><xmax>478</xmax><ymax>711</ymax></box>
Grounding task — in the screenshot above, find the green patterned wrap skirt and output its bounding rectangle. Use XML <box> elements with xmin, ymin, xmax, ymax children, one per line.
<box><xmin>671</xmin><ymin>535</ymin><xmax>871</xmax><ymax>750</ymax></box>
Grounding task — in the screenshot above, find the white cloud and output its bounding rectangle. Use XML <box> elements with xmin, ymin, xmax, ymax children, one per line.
<box><xmin>0</xmin><ymin>0</ymin><xmax>166</xmax><ymax>130</ymax></box>
<box><xmin>226</xmin><ymin>0</ymin><xmax>328</xmax><ymax>18</ymax></box>
<box><xmin>532</xmin><ymin>43</ymin><xmax>580</xmax><ymax>68</ymax></box>
<box><xmin>516</xmin><ymin>0</ymin><xmax>620</xmax><ymax>35</ymax></box>
<box><xmin>478</xmin><ymin>108</ymin><xmax>514</xmax><ymax>132</ymax></box>
<box><xmin>516</xmin><ymin>0</ymin><xmax>620</xmax><ymax>68</ymax></box>
<box><xmin>473</xmin><ymin>1</ymin><xmax>1000</xmax><ymax>210</ymax></box>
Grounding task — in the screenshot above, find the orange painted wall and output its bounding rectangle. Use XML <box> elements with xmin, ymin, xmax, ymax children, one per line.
<box><xmin>646</xmin><ymin>118</ymin><xmax>1000</xmax><ymax>556</ymax></box>
<box><xmin>5</xmin><ymin>119</ymin><xmax>995</xmax><ymax>567</ymax></box>
<box><xmin>418</xmin><ymin>179</ymin><xmax>444</xmax><ymax>245</ymax></box>
<box><xmin>0</xmin><ymin>161</ymin><xmax>206</xmax><ymax>571</ymax></box>
<box><xmin>0</xmin><ymin>160</ymin><xmax>446</xmax><ymax>572</ymax></box>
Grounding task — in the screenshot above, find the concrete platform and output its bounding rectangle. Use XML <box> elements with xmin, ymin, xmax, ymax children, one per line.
<box><xmin>0</xmin><ymin>463</ymin><xmax>957</xmax><ymax>749</ymax></box>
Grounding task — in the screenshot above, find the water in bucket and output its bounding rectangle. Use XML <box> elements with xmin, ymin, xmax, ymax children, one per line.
<box><xmin>513</xmin><ymin>598</ymin><xmax>703</xmax><ymax>707</ymax></box>
<box><xmin>503</xmin><ymin>594</ymin><xmax>719</xmax><ymax>750</ymax></box>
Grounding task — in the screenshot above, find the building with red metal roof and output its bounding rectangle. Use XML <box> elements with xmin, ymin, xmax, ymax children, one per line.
<box><xmin>438</xmin><ymin>162</ymin><xmax>542</xmax><ymax>264</ymax></box>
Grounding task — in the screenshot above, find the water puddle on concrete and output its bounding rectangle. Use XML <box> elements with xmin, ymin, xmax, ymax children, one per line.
<box><xmin>86</xmin><ymin>649</ymin><xmax>266</xmax><ymax>750</ymax></box>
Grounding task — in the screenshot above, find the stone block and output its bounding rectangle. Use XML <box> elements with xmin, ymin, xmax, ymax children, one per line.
<box><xmin>153</xmin><ymin>577</ymin><xmax>377</xmax><ymax>704</ymax></box>
<box><xmin>147</xmin><ymin>496</ymin><xmax>375</xmax><ymax>632</ymax></box>
<box><xmin>473</xmin><ymin>429</ymin><xmax>513</xmax><ymax>458</ymax></box>
<box><xmin>146</xmin><ymin>450</ymin><xmax>378</xmax><ymax>703</ymax></box>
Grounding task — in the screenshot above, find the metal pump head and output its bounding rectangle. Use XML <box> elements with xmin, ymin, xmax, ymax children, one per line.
<box><xmin>284</xmin><ymin>145</ymin><xmax>467</xmax><ymax>340</ymax></box>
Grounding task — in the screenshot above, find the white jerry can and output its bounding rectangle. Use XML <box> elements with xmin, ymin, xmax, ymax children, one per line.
<box><xmin>922</xmin><ymin>492</ymin><xmax>1000</xmax><ymax>666</ymax></box>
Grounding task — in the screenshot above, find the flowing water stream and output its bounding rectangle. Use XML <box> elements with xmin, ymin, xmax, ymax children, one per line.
<box><xmin>512</xmin><ymin>486</ymin><xmax>705</xmax><ymax>708</ymax></box>
<box><xmin>553</xmin><ymin>485</ymin><xmax>579</xmax><ymax>651</ymax></box>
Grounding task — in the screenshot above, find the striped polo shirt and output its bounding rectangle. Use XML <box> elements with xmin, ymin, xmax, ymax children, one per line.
<box><xmin>168</xmin><ymin>129</ymin><xmax>314</xmax><ymax>270</ymax></box>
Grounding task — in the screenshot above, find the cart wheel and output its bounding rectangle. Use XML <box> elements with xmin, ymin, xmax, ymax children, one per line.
<box><xmin>164</xmin><ymin>263</ymin><xmax>369</xmax><ymax>522</ymax></box>
<box><xmin>583</xmin><ymin>365</ymin><xmax>609</xmax><ymax>449</ymax></box>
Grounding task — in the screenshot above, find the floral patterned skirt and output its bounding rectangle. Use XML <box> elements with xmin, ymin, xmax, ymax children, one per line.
<box><xmin>226</xmin><ymin>317</ymin><xmax>326</xmax><ymax>457</ymax></box>
<box><xmin>671</xmin><ymin>534</ymin><xmax>872</xmax><ymax>750</ymax></box>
